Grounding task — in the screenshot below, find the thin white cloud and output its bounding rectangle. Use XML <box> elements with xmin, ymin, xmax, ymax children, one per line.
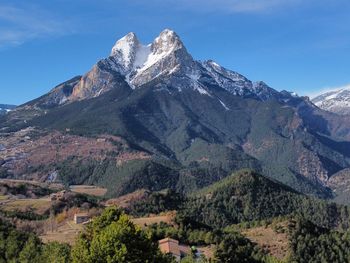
<box><xmin>208</xmin><ymin>0</ymin><xmax>303</xmax><ymax>13</ymax></box>
<box><xmin>308</xmin><ymin>84</ymin><xmax>350</xmax><ymax>99</ymax></box>
<box><xmin>140</xmin><ymin>0</ymin><xmax>305</xmax><ymax>14</ymax></box>
<box><xmin>0</xmin><ymin>4</ymin><xmax>74</xmax><ymax>48</ymax></box>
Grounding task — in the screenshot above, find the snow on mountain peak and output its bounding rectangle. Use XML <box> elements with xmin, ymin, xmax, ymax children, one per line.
<box><xmin>206</xmin><ymin>60</ymin><xmax>221</xmax><ymax>69</ymax></box>
<box><xmin>110</xmin><ymin>29</ymin><xmax>184</xmax><ymax>74</ymax></box>
<box><xmin>312</xmin><ymin>86</ymin><xmax>350</xmax><ymax>115</ymax></box>
<box><xmin>0</xmin><ymin>104</ymin><xmax>16</xmax><ymax>115</ymax></box>
<box><xmin>152</xmin><ymin>29</ymin><xmax>183</xmax><ymax>54</ymax></box>
<box><xmin>70</xmin><ymin>29</ymin><xmax>286</xmax><ymax>102</ymax></box>
<box><xmin>107</xmin><ymin>29</ymin><xmax>192</xmax><ymax>87</ymax></box>
<box><xmin>110</xmin><ymin>32</ymin><xmax>140</xmax><ymax>69</ymax></box>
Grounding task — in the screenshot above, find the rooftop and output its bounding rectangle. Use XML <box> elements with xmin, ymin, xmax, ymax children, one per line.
<box><xmin>158</xmin><ymin>238</ymin><xmax>181</xmax><ymax>257</ymax></box>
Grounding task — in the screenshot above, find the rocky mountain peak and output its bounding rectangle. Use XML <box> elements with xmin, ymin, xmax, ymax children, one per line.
<box><xmin>111</xmin><ymin>32</ymin><xmax>138</xmax><ymax>55</ymax></box>
<box><xmin>110</xmin><ymin>32</ymin><xmax>141</xmax><ymax>71</ymax></box>
<box><xmin>122</xmin><ymin>29</ymin><xmax>193</xmax><ymax>87</ymax></box>
<box><xmin>35</xmin><ymin>29</ymin><xmax>291</xmax><ymax>105</ymax></box>
<box><xmin>107</xmin><ymin>29</ymin><xmax>192</xmax><ymax>83</ymax></box>
<box><xmin>151</xmin><ymin>29</ymin><xmax>184</xmax><ymax>54</ymax></box>
<box><xmin>251</xmin><ymin>81</ymin><xmax>278</xmax><ymax>100</ymax></box>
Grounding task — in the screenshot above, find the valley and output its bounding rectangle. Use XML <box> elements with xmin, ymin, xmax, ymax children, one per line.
<box><xmin>1</xmin><ymin>28</ymin><xmax>350</xmax><ymax>262</ymax></box>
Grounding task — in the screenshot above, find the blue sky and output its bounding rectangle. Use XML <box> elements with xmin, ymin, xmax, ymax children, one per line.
<box><xmin>1</xmin><ymin>0</ymin><xmax>350</xmax><ymax>105</ymax></box>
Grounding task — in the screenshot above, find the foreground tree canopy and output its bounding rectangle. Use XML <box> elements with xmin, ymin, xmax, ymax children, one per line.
<box><xmin>0</xmin><ymin>208</ymin><xmax>173</xmax><ymax>263</ymax></box>
<box><xmin>71</xmin><ymin>207</ymin><xmax>174</xmax><ymax>263</ymax></box>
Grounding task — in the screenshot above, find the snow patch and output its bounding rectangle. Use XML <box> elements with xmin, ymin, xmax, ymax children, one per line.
<box><xmin>187</xmin><ymin>71</ymin><xmax>200</xmax><ymax>81</ymax></box>
<box><xmin>0</xmin><ymin>108</ymin><xmax>12</xmax><ymax>113</ymax></box>
<box><xmin>134</xmin><ymin>44</ymin><xmax>152</xmax><ymax>68</ymax></box>
<box><xmin>186</xmin><ymin>71</ymin><xmax>210</xmax><ymax>96</ymax></box>
<box><xmin>195</xmin><ymin>85</ymin><xmax>209</xmax><ymax>95</ymax></box>
<box><xmin>219</xmin><ymin>99</ymin><xmax>230</xmax><ymax>110</ymax></box>
<box><xmin>110</xmin><ymin>32</ymin><xmax>138</xmax><ymax>69</ymax></box>
<box><xmin>168</xmin><ymin>65</ymin><xmax>180</xmax><ymax>75</ymax></box>
<box><xmin>201</xmin><ymin>60</ymin><xmax>252</xmax><ymax>96</ymax></box>
<box><xmin>59</xmin><ymin>96</ymin><xmax>68</xmax><ymax>104</ymax></box>
<box><xmin>138</xmin><ymin>48</ymin><xmax>172</xmax><ymax>72</ymax></box>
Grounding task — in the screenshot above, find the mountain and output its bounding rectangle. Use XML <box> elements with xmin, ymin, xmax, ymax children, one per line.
<box><xmin>312</xmin><ymin>87</ymin><xmax>350</xmax><ymax>115</ymax></box>
<box><xmin>178</xmin><ymin>170</ymin><xmax>350</xmax><ymax>229</ymax></box>
<box><xmin>24</xmin><ymin>29</ymin><xmax>287</xmax><ymax>108</ymax></box>
<box><xmin>2</xmin><ymin>29</ymin><xmax>350</xmax><ymax>201</ymax></box>
<box><xmin>0</xmin><ymin>104</ymin><xmax>16</xmax><ymax>115</ymax></box>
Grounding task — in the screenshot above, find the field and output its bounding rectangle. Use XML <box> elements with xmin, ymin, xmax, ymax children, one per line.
<box><xmin>1</xmin><ymin>197</ymin><xmax>51</xmax><ymax>214</ymax></box>
<box><xmin>105</xmin><ymin>189</ymin><xmax>149</xmax><ymax>208</ymax></box>
<box><xmin>0</xmin><ymin>195</ymin><xmax>9</xmax><ymax>201</ymax></box>
<box><xmin>242</xmin><ymin>223</ymin><xmax>289</xmax><ymax>260</ymax></box>
<box><xmin>70</xmin><ymin>185</ymin><xmax>107</xmax><ymax>197</ymax></box>
<box><xmin>130</xmin><ymin>212</ymin><xmax>176</xmax><ymax>228</ymax></box>
<box><xmin>0</xmin><ymin>179</ymin><xmax>63</xmax><ymax>191</ymax></box>
<box><xmin>40</xmin><ymin>220</ymin><xmax>84</xmax><ymax>245</ymax></box>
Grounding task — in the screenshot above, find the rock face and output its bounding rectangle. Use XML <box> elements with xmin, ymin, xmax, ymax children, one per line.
<box><xmin>312</xmin><ymin>87</ymin><xmax>350</xmax><ymax>115</ymax></box>
<box><xmin>2</xmin><ymin>29</ymin><xmax>350</xmax><ymax>200</ymax></box>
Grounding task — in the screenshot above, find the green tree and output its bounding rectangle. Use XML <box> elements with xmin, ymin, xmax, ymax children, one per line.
<box><xmin>41</xmin><ymin>242</ymin><xmax>71</xmax><ymax>263</ymax></box>
<box><xmin>19</xmin><ymin>235</ymin><xmax>42</xmax><ymax>263</ymax></box>
<box><xmin>181</xmin><ymin>255</ymin><xmax>209</xmax><ymax>263</ymax></box>
<box><xmin>18</xmin><ymin>235</ymin><xmax>42</xmax><ymax>263</ymax></box>
<box><xmin>71</xmin><ymin>207</ymin><xmax>174</xmax><ymax>263</ymax></box>
<box><xmin>215</xmin><ymin>232</ymin><xmax>262</xmax><ymax>263</ymax></box>
<box><xmin>5</xmin><ymin>230</ymin><xmax>27</xmax><ymax>261</ymax></box>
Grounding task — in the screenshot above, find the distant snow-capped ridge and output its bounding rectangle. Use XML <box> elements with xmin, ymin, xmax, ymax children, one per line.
<box><xmin>30</xmin><ymin>29</ymin><xmax>300</xmax><ymax>107</ymax></box>
<box><xmin>312</xmin><ymin>86</ymin><xmax>350</xmax><ymax>115</ymax></box>
<box><xmin>0</xmin><ymin>104</ymin><xmax>16</xmax><ymax>114</ymax></box>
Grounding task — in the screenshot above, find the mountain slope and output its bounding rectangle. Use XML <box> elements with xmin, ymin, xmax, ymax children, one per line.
<box><xmin>0</xmin><ymin>104</ymin><xmax>16</xmax><ymax>115</ymax></box>
<box><xmin>179</xmin><ymin>170</ymin><xmax>350</xmax><ymax>229</ymax></box>
<box><xmin>26</xmin><ymin>81</ymin><xmax>338</xmax><ymax>197</ymax></box>
<box><xmin>312</xmin><ymin>87</ymin><xmax>350</xmax><ymax>115</ymax></box>
<box><xmin>1</xmin><ymin>29</ymin><xmax>350</xmax><ymax>200</ymax></box>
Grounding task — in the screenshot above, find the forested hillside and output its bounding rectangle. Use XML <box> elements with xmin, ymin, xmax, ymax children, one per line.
<box><xmin>178</xmin><ymin>170</ymin><xmax>350</xmax><ymax>229</ymax></box>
